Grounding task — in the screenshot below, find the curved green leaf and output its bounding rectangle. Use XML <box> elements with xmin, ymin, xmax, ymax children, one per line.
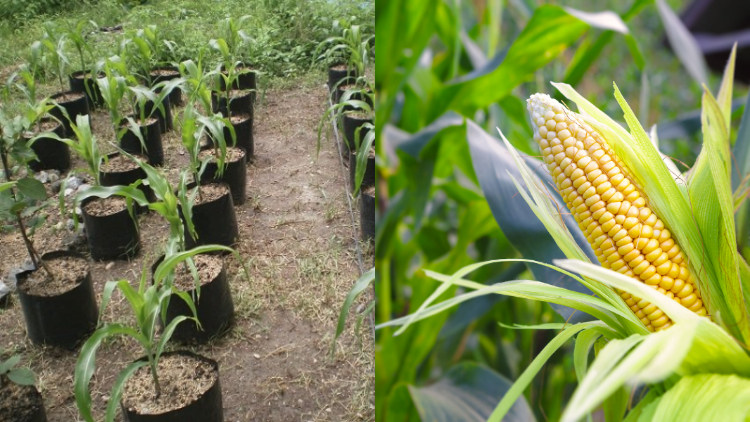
<box><xmin>409</xmin><ymin>362</ymin><xmax>535</xmax><ymax>422</ymax></box>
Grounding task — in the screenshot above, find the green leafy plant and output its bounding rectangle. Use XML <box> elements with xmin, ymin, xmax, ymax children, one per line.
<box><xmin>0</xmin><ymin>100</ymin><xmax>57</xmax><ymax>275</ymax></box>
<box><xmin>38</xmin><ymin>22</ymin><xmax>70</xmax><ymax>93</ymax></box>
<box><xmin>0</xmin><ymin>355</ymin><xmax>35</xmax><ymax>388</ymax></box>
<box><xmin>179</xmin><ymin>103</ymin><xmax>233</xmax><ymax>186</ymax></box>
<box><xmin>128</xmin><ymin>25</ymin><xmax>178</xmax><ymax>85</ymax></box>
<box><xmin>40</xmin><ymin>113</ymin><xmax>103</xmax><ymax>185</ymax></box>
<box><xmin>316</xmin><ymin>85</ymin><xmax>372</xmax><ymax>156</ymax></box>
<box><xmin>313</xmin><ymin>19</ymin><xmax>372</xmax><ymax>77</ymax></box>
<box><xmin>64</xmin><ymin>20</ymin><xmax>98</xmax><ymax>75</ymax></box>
<box><xmin>179</xmin><ymin>57</ymin><xmax>215</xmax><ymax>114</ymax></box>
<box><xmin>96</xmin><ymin>58</ymin><xmax>130</xmax><ymax>141</ymax></box>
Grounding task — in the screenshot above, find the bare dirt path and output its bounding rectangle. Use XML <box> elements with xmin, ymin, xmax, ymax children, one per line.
<box><xmin>0</xmin><ymin>82</ymin><xmax>374</xmax><ymax>421</ymax></box>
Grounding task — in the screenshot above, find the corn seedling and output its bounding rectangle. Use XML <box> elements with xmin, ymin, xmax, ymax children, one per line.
<box><xmin>316</xmin><ymin>86</ymin><xmax>372</xmax><ymax>156</ymax></box>
<box><xmin>313</xmin><ymin>18</ymin><xmax>372</xmax><ymax>77</ymax></box>
<box><xmin>39</xmin><ymin>21</ymin><xmax>70</xmax><ymax>93</ymax></box>
<box><xmin>96</xmin><ymin>58</ymin><xmax>130</xmax><ymax>141</ymax></box>
<box><xmin>178</xmin><ymin>103</ymin><xmax>234</xmax><ymax>185</ymax></box>
<box><xmin>63</xmin><ymin>20</ymin><xmax>100</xmax><ymax>102</ymax></box>
<box><xmin>179</xmin><ymin>57</ymin><xmax>215</xmax><ymax>114</ymax></box>
<box><xmin>0</xmin><ymin>356</ymin><xmax>35</xmax><ymax>388</ymax></box>
<box><xmin>382</xmin><ymin>49</ymin><xmax>750</xmax><ymax>421</ymax></box>
<box><xmin>74</xmin><ymin>244</ymin><xmax>234</xmax><ymax>422</ymax></box>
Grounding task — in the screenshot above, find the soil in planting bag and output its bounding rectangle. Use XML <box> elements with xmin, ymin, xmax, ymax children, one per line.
<box><xmin>25</xmin><ymin>118</ymin><xmax>70</xmax><ymax>172</ymax></box>
<box><xmin>151</xmin><ymin>66</ymin><xmax>183</xmax><ymax>106</ymax></box>
<box><xmin>50</xmin><ymin>91</ymin><xmax>89</xmax><ymax>136</ymax></box>
<box><xmin>119</xmin><ymin>117</ymin><xmax>164</xmax><ymax>166</ymax></box>
<box><xmin>360</xmin><ymin>188</ymin><xmax>376</xmax><ymax>243</ymax></box>
<box><xmin>343</xmin><ymin>113</ymin><xmax>373</xmax><ymax>153</ymax></box>
<box><xmin>211</xmin><ymin>91</ymin><xmax>253</xmax><ymax>117</ymax></box>
<box><xmin>100</xmin><ymin>152</ymin><xmax>154</xmax><ymax>213</ymax></box>
<box><xmin>69</xmin><ymin>71</ymin><xmax>104</xmax><ymax>108</ymax></box>
<box><xmin>121</xmin><ymin>351</ymin><xmax>223</xmax><ymax>422</ymax></box>
<box><xmin>0</xmin><ymin>382</ymin><xmax>48</xmax><ymax>422</ymax></box>
<box><xmin>152</xmin><ymin>254</ymin><xmax>235</xmax><ymax>343</ymax></box>
<box><xmin>82</xmin><ymin>196</ymin><xmax>141</xmax><ymax>260</ymax></box>
<box><xmin>15</xmin><ymin>251</ymin><xmax>98</xmax><ymax>349</ymax></box>
<box><xmin>199</xmin><ymin>147</ymin><xmax>247</xmax><ymax>206</ymax></box>
<box><xmin>328</xmin><ymin>64</ymin><xmax>357</xmax><ymax>93</ymax></box>
<box><xmin>144</xmin><ymin>92</ymin><xmax>173</xmax><ymax>133</ymax></box>
<box><xmin>349</xmin><ymin>151</ymin><xmax>376</xmax><ymax>193</ymax></box>
<box><xmin>219</xmin><ymin>63</ymin><xmax>257</xmax><ymax>92</ymax></box>
<box><xmin>181</xmin><ymin>182</ymin><xmax>239</xmax><ymax>248</ymax></box>
<box><xmin>225</xmin><ymin>113</ymin><xmax>253</xmax><ymax>158</ymax></box>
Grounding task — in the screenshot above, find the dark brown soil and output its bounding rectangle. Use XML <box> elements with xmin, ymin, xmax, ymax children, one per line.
<box><xmin>23</xmin><ymin>120</ymin><xmax>61</xmax><ymax>137</ymax></box>
<box><xmin>198</xmin><ymin>147</ymin><xmax>245</xmax><ymax>164</ymax></box>
<box><xmin>172</xmin><ymin>254</ymin><xmax>222</xmax><ymax>291</ymax></box>
<box><xmin>53</xmin><ymin>91</ymin><xmax>86</xmax><ymax>103</ymax></box>
<box><xmin>100</xmin><ymin>154</ymin><xmax>140</xmax><ymax>173</ymax></box>
<box><xmin>0</xmin><ymin>381</ymin><xmax>44</xmax><ymax>421</ymax></box>
<box><xmin>17</xmin><ymin>255</ymin><xmax>88</xmax><ymax>297</ymax></box>
<box><xmin>83</xmin><ymin>196</ymin><xmax>127</xmax><ymax>217</ymax></box>
<box><xmin>194</xmin><ymin>183</ymin><xmax>229</xmax><ymax>205</ymax></box>
<box><xmin>121</xmin><ymin>354</ymin><xmax>217</xmax><ymax>415</ymax></box>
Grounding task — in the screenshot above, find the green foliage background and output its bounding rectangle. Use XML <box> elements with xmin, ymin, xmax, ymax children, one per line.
<box><xmin>0</xmin><ymin>0</ymin><xmax>374</xmax><ymax>83</ymax></box>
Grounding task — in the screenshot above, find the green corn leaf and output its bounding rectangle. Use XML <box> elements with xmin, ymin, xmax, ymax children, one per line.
<box><xmin>655</xmin><ymin>0</ymin><xmax>708</xmax><ymax>86</ymax></box>
<box><xmin>155</xmin><ymin>315</ymin><xmax>190</xmax><ymax>364</ymax></box>
<box><xmin>74</xmin><ymin>324</ymin><xmax>149</xmax><ymax>422</ymax></box>
<box><xmin>104</xmin><ymin>360</ymin><xmax>149</xmax><ymax>422</ymax></box>
<box><xmin>487</xmin><ymin>321</ymin><xmax>604</xmax><ymax>422</ymax></box>
<box><xmin>333</xmin><ymin>267</ymin><xmax>374</xmax><ymax>354</ymax></box>
<box><xmin>652</xmin><ymin>374</ymin><xmax>750</xmax><ymax>422</ymax></box>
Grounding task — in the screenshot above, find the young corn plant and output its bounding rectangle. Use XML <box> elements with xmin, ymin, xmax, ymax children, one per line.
<box><xmin>316</xmin><ymin>87</ymin><xmax>372</xmax><ymax>155</ymax></box>
<box><xmin>210</xmin><ymin>38</ymin><xmax>254</xmax><ymax>112</ymax></box>
<box><xmin>179</xmin><ymin>103</ymin><xmax>233</xmax><ymax>186</ymax></box>
<box><xmin>128</xmin><ymin>25</ymin><xmax>177</xmax><ymax>85</ymax></box>
<box><xmin>382</xmin><ymin>49</ymin><xmax>750</xmax><ymax>421</ymax></box>
<box><xmin>313</xmin><ymin>19</ymin><xmax>372</xmax><ymax>91</ymax></box>
<box><xmin>39</xmin><ymin>21</ymin><xmax>70</xmax><ymax>93</ymax></box>
<box><xmin>73</xmin><ymin>244</ymin><xmax>232</xmax><ymax>422</ymax></box>
<box><xmin>179</xmin><ymin>57</ymin><xmax>215</xmax><ymax>114</ymax></box>
<box><xmin>64</xmin><ymin>20</ymin><xmax>99</xmax><ymax>101</ymax></box>
<box><xmin>40</xmin><ymin>114</ymin><xmax>103</xmax><ymax>185</ymax></box>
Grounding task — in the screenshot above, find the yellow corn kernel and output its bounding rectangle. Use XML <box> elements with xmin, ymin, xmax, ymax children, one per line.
<box><xmin>526</xmin><ymin>93</ymin><xmax>708</xmax><ymax>330</ymax></box>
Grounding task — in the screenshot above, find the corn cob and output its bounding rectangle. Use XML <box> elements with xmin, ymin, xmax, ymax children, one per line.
<box><xmin>526</xmin><ymin>93</ymin><xmax>707</xmax><ymax>331</ymax></box>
